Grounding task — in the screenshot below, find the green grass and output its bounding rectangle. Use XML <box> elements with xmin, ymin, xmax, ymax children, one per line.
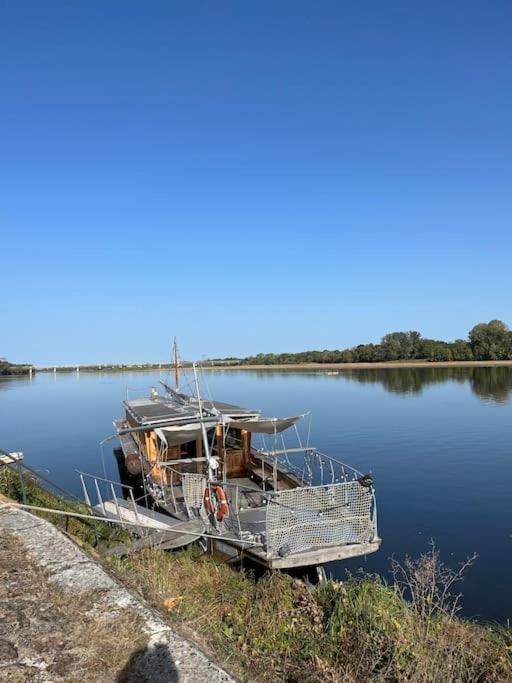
<box><xmin>109</xmin><ymin>547</ymin><xmax>512</xmax><ymax>682</ymax></box>
<box><xmin>0</xmin><ymin>465</ymin><xmax>130</xmax><ymax>549</ymax></box>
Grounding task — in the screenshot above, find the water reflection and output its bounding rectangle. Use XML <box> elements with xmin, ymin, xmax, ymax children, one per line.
<box><xmin>246</xmin><ymin>366</ymin><xmax>512</xmax><ymax>404</ymax></box>
<box><xmin>342</xmin><ymin>366</ymin><xmax>512</xmax><ymax>404</ymax></box>
<box><xmin>0</xmin><ymin>375</ymin><xmax>32</xmax><ymax>392</ymax></box>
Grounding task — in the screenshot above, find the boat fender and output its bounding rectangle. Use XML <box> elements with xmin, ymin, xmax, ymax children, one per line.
<box><xmin>125</xmin><ymin>453</ymin><xmax>142</xmax><ymax>475</ymax></box>
<box><xmin>278</xmin><ymin>543</ymin><xmax>291</xmax><ymax>558</ymax></box>
<box><xmin>214</xmin><ymin>486</ymin><xmax>229</xmax><ymax>521</ymax></box>
<box><xmin>357</xmin><ymin>474</ymin><xmax>373</xmax><ymax>489</ymax></box>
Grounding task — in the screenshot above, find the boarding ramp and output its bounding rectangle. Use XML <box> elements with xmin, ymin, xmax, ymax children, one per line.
<box><xmin>78</xmin><ymin>470</ymin><xmax>205</xmax><ymax>552</ymax></box>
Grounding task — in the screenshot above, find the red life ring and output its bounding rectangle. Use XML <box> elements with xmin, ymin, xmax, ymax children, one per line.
<box><xmin>214</xmin><ymin>486</ymin><xmax>229</xmax><ymax>521</ymax></box>
<box><xmin>203</xmin><ymin>487</ymin><xmax>214</xmax><ymax>514</ymax></box>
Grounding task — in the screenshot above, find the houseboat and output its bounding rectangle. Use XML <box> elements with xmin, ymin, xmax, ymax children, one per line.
<box><xmin>114</xmin><ymin>362</ymin><xmax>380</xmax><ymax>569</ymax></box>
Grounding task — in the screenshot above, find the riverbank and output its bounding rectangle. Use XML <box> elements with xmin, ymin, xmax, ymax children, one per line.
<box><xmin>0</xmin><ymin>360</ymin><xmax>33</xmax><ymax>376</ymax></box>
<box><xmin>202</xmin><ymin>360</ymin><xmax>512</xmax><ymax>371</ymax></box>
<box><xmin>1</xmin><ymin>469</ymin><xmax>511</xmax><ymax>682</ymax></box>
<box><xmin>31</xmin><ymin>359</ymin><xmax>512</xmax><ymax>374</ymax></box>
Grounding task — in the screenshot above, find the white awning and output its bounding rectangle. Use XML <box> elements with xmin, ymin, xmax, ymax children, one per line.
<box><xmin>224</xmin><ymin>415</ymin><xmax>303</xmax><ymax>434</ymax></box>
<box><xmin>156</xmin><ymin>423</ymin><xmax>204</xmax><ymax>447</ymax></box>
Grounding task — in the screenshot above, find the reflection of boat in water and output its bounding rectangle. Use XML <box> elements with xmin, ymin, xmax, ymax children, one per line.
<box><xmin>325</xmin><ymin>371</ymin><xmax>339</xmax><ymax>375</ymax></box>
<box><xmin>113</xmin><ymin>349</ymin><xmax>380</xmax><ymax>569</ymax></box>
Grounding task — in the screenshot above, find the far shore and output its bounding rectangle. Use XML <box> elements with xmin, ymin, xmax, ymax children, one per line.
<box><xmin>201</xmin><ymin>360</ymin><xmax>512</xmax><ymax>371</ymax></box>
<box><xmin>21</xmin><ymin>359</ymin><xmax>512</xmax><ymax>375</ymax></box>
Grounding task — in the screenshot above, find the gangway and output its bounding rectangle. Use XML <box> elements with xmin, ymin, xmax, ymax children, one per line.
<box><xmin>78</xmin><ymin>470</ymin><xmax>204</xmax><ymax>552</ymax></box>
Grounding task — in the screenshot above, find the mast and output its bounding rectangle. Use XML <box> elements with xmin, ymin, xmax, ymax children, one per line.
<box><xmin>173</xmin><ymin>337</ymin><xmax>179</xmax><ymax>391</ymax></box>
<box><xmin>192</xmin><ymin>362</ymin><xmax>214</xmax><ymax>480</ymax></box>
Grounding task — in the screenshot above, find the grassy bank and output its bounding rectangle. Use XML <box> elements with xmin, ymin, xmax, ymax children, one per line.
<box><xmin>0</xmin><ymin>465</ymin><xmax>129</xmax><ymax>550</ymax></box>
<box><xmin>109</xmin><ymin>547</ymin><xmax>511</xmax><ymax>682</ymax></box>
<box><xmin>1</xmin><ymin>468</ymin><xmax>511</xmax><ymax>682</ymax></box>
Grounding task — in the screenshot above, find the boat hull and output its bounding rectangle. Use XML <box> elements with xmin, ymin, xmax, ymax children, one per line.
<box><xmin>228</xmin><ymin>537</ymin><xmax>382</xmax><ymax>569</ymax></box>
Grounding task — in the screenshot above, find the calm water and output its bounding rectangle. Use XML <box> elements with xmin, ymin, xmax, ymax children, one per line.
<box><xmin>1</xmin><ymin>366</ymin><xmax>511</xmax><ymax>622</ymax></box>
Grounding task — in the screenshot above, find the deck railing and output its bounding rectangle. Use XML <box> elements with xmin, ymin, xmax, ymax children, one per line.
<box><xmin>144</xmin><ymin>448</ymin><xmax>378</xmax><ymax>558</ymax></box>
<box><xmin>218</xmin><ymin>450</ymin><xmax>378</xmax><ymax>558</ymax></box>
<box><xmin>256</xmin><ymin>447</ymin><xmax>365</xmax><ymax>488</ymax></box>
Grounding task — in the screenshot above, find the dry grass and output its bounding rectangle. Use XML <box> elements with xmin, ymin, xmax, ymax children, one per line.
<box><xmin>0</xmin><ymin>532</ymin><xmax>149</xmax><ymax>682</ymax></box>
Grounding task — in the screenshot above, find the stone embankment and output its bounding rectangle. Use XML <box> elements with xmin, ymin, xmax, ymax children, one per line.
<box><xmin>0</xmin><ymin>502</ymin><xmax>235</xmax><ymax>682</ymax></box>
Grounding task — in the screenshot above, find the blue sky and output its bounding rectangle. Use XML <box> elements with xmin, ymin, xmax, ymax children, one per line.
<box><xmin>1</xmin><ymin>1</ymin><xmax>511</xmax><ymax>364</ymax></box>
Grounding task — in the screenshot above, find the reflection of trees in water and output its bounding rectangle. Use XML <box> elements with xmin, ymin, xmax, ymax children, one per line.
<box><xmin>344</xmin><ymin>367</ymin><xmax>512</xmax><ymax>404</ymax></box>
<box><xmin>0</xmin><ymin>376</ymin><xmax>31</xmax><ymax>392</ymax></box>
<box><xmin>469</xmin><ymin>367</ymin><xmax>512</xmax><ymax>404</ymax></box>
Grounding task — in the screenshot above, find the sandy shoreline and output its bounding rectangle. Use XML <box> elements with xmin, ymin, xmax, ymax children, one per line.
<box><xmin>29</xmin><ymin>360</ymin><xmax>512</xmax><ymax>374</ymax></box>
<box><xmin>201</xmin><ymin>360</ymin><xmax>512</xmax><ymax>371</ymax></box>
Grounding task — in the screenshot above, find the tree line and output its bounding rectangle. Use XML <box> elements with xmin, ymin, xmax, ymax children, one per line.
<box><xmin>0</xmin><ymin>359</ymin><xmax>33</xmax><ymax>376</ymax></box>
<box><xmin>232</xmin><ymin>320</ymin><xmax>512</xmax><ymax>365</ymax></box>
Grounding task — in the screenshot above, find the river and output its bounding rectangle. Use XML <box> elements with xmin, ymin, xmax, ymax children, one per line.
<box><xmin>1</xmin><ymin>365</ymin><xmax>511</xmax><ymax>622</ymax></box>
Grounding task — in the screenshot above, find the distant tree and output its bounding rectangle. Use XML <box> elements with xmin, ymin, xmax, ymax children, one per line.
<box><xmin>233</xmin><ymin>320</ymin><xmax>511</xmax><ymax>365</ymax></box>
<box><xmin>469</xmin><ymin>320</ymin><xmax>511</xmax><ymax>360</ymax></box>
<box><xmin>449</xmin><ymin>339</ymin><xmax>473</xmax><ymax>361</ymax></box>
<box><xmin>0</xmin><ymin>359</ymin><xmax>32</xmax><ymax>376</ymax></box>
<box><xmin>428</xmin><ymin>343</ymin><xmax>453</xmax><ymax>362</ymax></box>
<box><xmin>381</xmin><ymin>331</ymin><xmax>422</xmax><ymax>360</ymax></box>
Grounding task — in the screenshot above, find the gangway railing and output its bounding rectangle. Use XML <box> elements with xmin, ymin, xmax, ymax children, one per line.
<box><xmin>0</xmin><ymin>449</ymin><xmax>117</xmax><ymax>546</ymax></box>
<box><xmin>77</xmin><ymin>470</ymin><xmax>141</xmax><ymax>531</ymax></box>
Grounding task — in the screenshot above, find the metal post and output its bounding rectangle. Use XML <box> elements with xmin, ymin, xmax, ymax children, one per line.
<box><xmin>94</xmin><ymin>478</ymin><xmax>106</xmax><ymax>516</ymax></box>
<box><xmin>170</xmin><ymin>468</ymin><xmax>178</xmax><ymax>514</ymax></box>
<box><xmin>80</xmin><ymin>474</ymin><xmax>92</xmax><ymax>508</ymax></box>
<box><xmin>110</xmin><ymin>483</ymin><xmax>122</xmax><ymax>525</ymax></box>
<box><xmin>235</xmin><ymin>485</ymin><xmax>243</xmax><ymax>541</ymax></box>
<box><xmin>193</xmin><ymin>363</ymin><xmax>214</xmax><ymax>480</ymax></box>
<box><xmin>17</xmin><ymin>461</ymin><xmax>27</xmax><ymax>505</ymax></box>
<box><xmin>128</xmin><ymin>488</ymin><xmax>140</xmax><ymax>525</ymax></box>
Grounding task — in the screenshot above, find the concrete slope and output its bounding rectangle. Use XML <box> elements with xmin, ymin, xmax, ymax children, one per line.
<box><xmin>0</xmin><ymin>503</ymin><xmax>235</xmax><ymax>683</ymax></box>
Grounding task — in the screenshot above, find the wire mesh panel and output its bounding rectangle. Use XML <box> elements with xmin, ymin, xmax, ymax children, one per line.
<box><xmin>182</xmin><ymin>473</ymin><xmax>206</xmax><ymax>516</ymax></box>
<box><xmin>265</xmin><ymin>481</ymin><xmax>375</xmax><ymax>557</ymax></box>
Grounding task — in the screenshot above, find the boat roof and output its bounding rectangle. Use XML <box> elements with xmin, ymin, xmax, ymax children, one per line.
<box><xmin>124</xmin><ymin>395</ymin><xmax>259</xmax><ymax>426</ymax></box>
<box><xmin>202</xmin><ymin>399</ymin><xmax>259</xmax><ymax>417</ymax></box>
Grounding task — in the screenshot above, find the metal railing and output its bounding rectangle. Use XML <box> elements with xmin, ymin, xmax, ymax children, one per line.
<box><xmin>77</xmin><ymin>470</ymin><xmax>141</xmax><ymax>530</ymax></box>
<box><xmin>0</xmin><ymin>449</ymin><xmax>115</xmax><ymax>545</ymax></box>
<box><xmin>139</xmin><ymin>446</ymin><xmax>378</xmax><ymax>558</ymax></box>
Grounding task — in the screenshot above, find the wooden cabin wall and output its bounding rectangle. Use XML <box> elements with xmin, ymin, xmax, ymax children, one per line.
<box><xmin>144</xmin><ymin>430</ymin><xmax>164</xmax><ymax>481</ymax></box>
<box><xmin>242</xmin><ymin>430</ymin><xmax>251</xmax><ymax>464</ymax></box>
<box><xmin>160</xmin><ymin>443</ymin><xmax>181</xmax><ymax>485</ymax></box>
<box><xmin>221</xmin><ymin>427</ymin><xmax>250</xmax><ymax>478</ymax></box>
<box><xmin>126</xmin><ymin>413</ymin><xmax>144</xmax><ymax>453</ymax></box>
